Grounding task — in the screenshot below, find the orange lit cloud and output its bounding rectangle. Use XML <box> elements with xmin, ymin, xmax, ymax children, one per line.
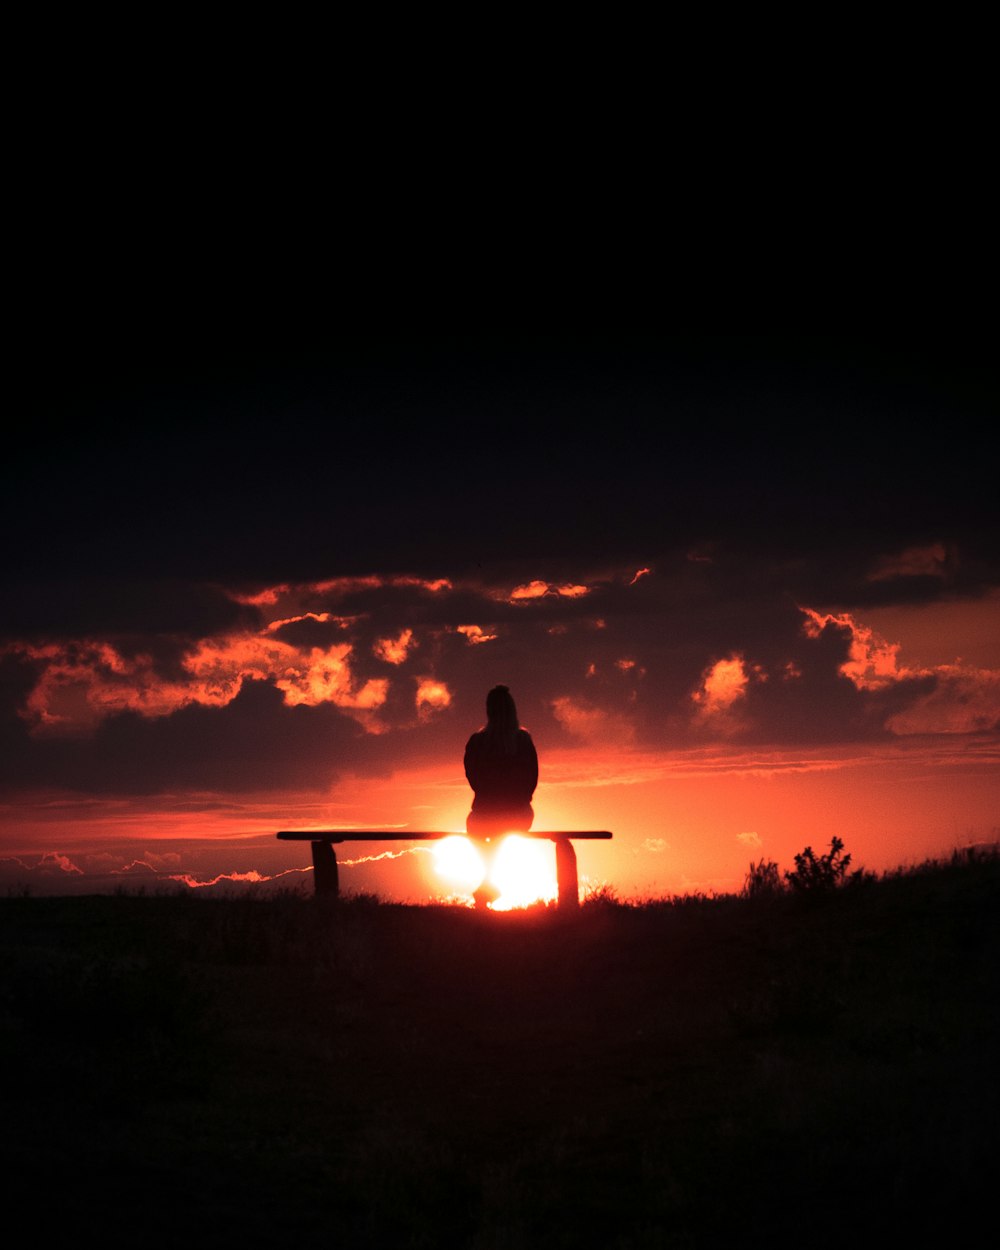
<box><xmin>275</xmin><ymin>644</ymin><xmax>389</xmax><ymax>710</ymax></box>
<box><xmin>312</xmin><ymin>574</ymin><xmax>451</xmax><ymax>597</ymax></box>
<box><xmin>0</xmin><ymin>851</ymin><xmax>84</xmax><ymax>879</ymax></box>
<box><xmin>110</xmin><ymin>854</ymin><xmax>182</xmax><ymax>874</ymax></box>
<box><xmin>373</xmin><ymin>628</ymin><xmax>415</xmax><ymax>664</ymax></box>
<box><xmin>229</xmin><ymin>585</ymin><xmax>290</xmax><ymax>606</ymax></box>
<box><xmin>11</xmin><ymin>640</ymin><xmax>214</xmax><ymax>734</ymax></box>
<box><xmin>183</xmin><ymin>635</ymin><xmax>303</xmax><ymax>702</ymax></box>
<box><xmin>691</xmin><ymin>656</ymin><xmax>751</xmax><ymax>726</ymax></box>
<box><xmin>10</xmin><ymin>630</ymin><xmax>395</xmax><ymax>736</ymax></box>
<box><xmin>887</xmin><ymin>666</ymin><xmax>1000</xmax><ymax>735</ymax></box>
<box><xmin>170</xmin><ymin>869</ymin><xmax>271</xmax><ymax>888</ymax></box>
<box><xmin>801</xmin><ymin>608</ymin><xmax>905</xmax><ymax>690</ymax></box>
<box><xmin>39</xmin><ymin>850</ymin><xmax>83</xmax><ymax>875</ymax></box>
<box><xmin>798</xmin><ymin>606</ymin><xmax>1000</xmax><ymax>736</ymax></box>
<box><xmin>616</xmin><ymin>658</ymin><xmax>641</xmax><ymax>674</ymax></box>
<box><xmin>264</xmin><ymin>611</ymin><xmax>334</xmax><ymax>634</ymax></box>
<box><xmin>416</xmin><ymin>678</ymin><xmax>452</xmax><ymax>715</ymax></box>
<box><xmin>551</xmin><ymin>696</ymin><xmax>636</xmax><ymax>746</ymax></box>
<box><xmin>509</xmin><ymin>580</ymin><xmax>591</xmax><ymax>601</ymax></box>
<box><xmin>457</xmin><ymin>625</ymin><xmax>497</xmax><ymax>644</ymax></box>
<box><xmin>340</xmin><ymin>846</ymin><xmax>433</xmax><ymax>866</ymax></box>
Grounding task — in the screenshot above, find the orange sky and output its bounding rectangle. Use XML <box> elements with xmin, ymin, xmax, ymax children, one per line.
<box><xmin>2</xmin><ymin>569</ymin><xmax>997</xmax><ymax>901</ymax></box>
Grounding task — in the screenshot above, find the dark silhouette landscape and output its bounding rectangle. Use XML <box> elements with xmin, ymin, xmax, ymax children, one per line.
<box><xmin>2</xmin><ymin>845</ymin><xmax>997</xmax><ymax>1248</ymax></box>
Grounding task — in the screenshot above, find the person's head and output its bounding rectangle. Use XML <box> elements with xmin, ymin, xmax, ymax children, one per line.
<box><xmin>485</xmin><ymin>684</ymin><xmax>519</xmax><ymax>735</ymax></box>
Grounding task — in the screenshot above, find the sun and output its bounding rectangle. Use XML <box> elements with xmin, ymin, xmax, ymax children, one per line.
<box><xmin>489</xmin><ymin>836</ymin><xmax>558</xmax><ymax>909</ymax></box>
<box><xmin>430</xmin><ymin>834</ymin><xmax>558</xmax><ymax>909</ymax></box>
<box><xmin>431</xmin><ymin>835</ymin><xmax>486</xmax><ymax>894</ymax></box>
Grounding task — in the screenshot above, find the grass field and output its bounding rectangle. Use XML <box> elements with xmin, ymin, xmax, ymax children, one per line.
<box><xmin>2</xmin><ymin>848</ymin><xmax>998</xmax><ymax>1248</ymax></box>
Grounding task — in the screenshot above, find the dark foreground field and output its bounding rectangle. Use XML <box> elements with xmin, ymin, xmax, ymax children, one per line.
<box><xmin>2</xmin><ymin>852</ymin><xmax>998</xmax><ymax>1249</ymax></box>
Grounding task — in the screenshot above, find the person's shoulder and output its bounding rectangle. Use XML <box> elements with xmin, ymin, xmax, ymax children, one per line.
<box><xmin>517</xmin><ymin>728</ymin><xmax>535</xmax><ymax>746</ymax></box>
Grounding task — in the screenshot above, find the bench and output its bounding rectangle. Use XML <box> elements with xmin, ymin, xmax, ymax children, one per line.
<box><xmin>276</xmin><ymin>830</ymin><xmax>612</xmax><ymax>908</ymax></box>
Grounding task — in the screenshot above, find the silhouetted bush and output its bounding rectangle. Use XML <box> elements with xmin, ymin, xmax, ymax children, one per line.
<box><xmin>785</xmin><ymin>836</ymin><xmax>854</xmax><ymax>894</ymax></box>
<box><xmin>582</xmin><ymin>881</ymin><xmax>628</xmax><ymax>908</ymax></box>
<box><xmin>742</xmin><ymin>857</ymin><xmax>783</xmax><ymax>898</ymax></box>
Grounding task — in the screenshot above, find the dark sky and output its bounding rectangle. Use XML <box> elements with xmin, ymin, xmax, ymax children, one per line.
<box><xmin>7</xmin><ymin>327</ymin><xmax>997</xmax><ymax>597</ymax></box>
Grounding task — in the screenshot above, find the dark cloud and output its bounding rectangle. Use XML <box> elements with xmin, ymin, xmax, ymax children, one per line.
<box><xmin>0</xmin><ymin>679</ymin><xmax>368</xmax><ymax>795</ymax></box>
<box><xmin>0</xmin><ymin>577</ymin><xmax>256</xmax><ymax>640</ymax></box>
<box><xmin>6</xmin><ymin>333</ymin><xmax>996</xmax><ymax>592</ymax></box>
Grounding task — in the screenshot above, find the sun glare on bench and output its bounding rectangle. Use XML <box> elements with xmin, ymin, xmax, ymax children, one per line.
<box><xmin>431</xmin><ymin>834</ymin><xmax>558</xmax><ymax>909</ymax></box>
<box><xmin>489</xmin><ymin>836</ymin><xmax>558</xmax><ymax>910</ymax></box>
<box><xmin>432</xmin><ymin>836</ymin><xmax>486</xmax><ymax>894</ymax></box>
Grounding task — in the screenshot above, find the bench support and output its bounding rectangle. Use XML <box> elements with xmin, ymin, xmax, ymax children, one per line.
<box><xmin>554</xmin><ymin>837</ymin><xmax>579</xmax><ymax>908</ymax></box>
<box><xmin>311</xmin><ymin>840</ymin><xmax>339</xmax><ymax>897</ymax></box>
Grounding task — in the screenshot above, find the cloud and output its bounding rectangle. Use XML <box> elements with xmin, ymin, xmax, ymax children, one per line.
<box><xmin>737</xmin><ymin>831</ymin><xmax>763</xmax><ymax>849</ymax></box>
<box><xmin>801</xmin><ymin>609</ymin><xmax>907</xmax><ymax>690</ymax></box>
<box><xmin>373</xmin><ymin>629</ymin><xmax>415</xmax><ymax>665</ymax></box>
<box><xmin>869</xmin><ymin>542</ymin><xmax>950</xmax><ymax>583</ymax></box>
<box><xmin>509</xmin><ymin>581</ymin><xmax>591</xmax><ymax>602</ymax></box>
<box><xmin>550</xmin><ymin>696</ymin><xmax>636</xmax><ymax>747</ymax></box>
<box><xmin>691</xmin><ymin>656</ymin><xmax>753</xmax><ymax>728</ymax></box>
<box><xmin>886</xmin><ymin>666</ymin><xmax>1000</xmax><ymax>735</ymax></box>
<box><xmin>0</xmin><ymin>679</ymin><xmax>369</xmax><ymax>794</ymax></box>
<box><xmin>0</xmin><ymin>578</ymin><xmax>256</xmax><ymax>640</ymax></box>
<box><xmin>169</xmin><ymin>869</ymin><xmax>272</xmax><ymax>889</ymax></box>
<box><xmin>274</xmin><ymin>645</ymin><xmax>390</xmax><ymax>714</ymax></box>
<box><xmin>457</xmin><ymin>625</ymin><xmax>497</xmax><ymax>645</ymax></box>
<box><xmin>338</xmin><ymin>846</ymin><xmax>434</xmax><ymax>866</ymax></box>
<box><xmin>1</xmin><ymin>558</ymin><xmax>997</xmax><ymax>805</ymax></box>
<box><xmin>416</xmin><ymin>679</ymin><xmax>452</xmax><ymax>717</ymax></box>
<box><xmin>112</xmin><ymin>859</ymin><xmax>163</xmax><ymax>878</ymax></box>
<box><xmin>0</xmin><ymin>851</ymin><xmax>85</xmax><ymax>889</ymax></box>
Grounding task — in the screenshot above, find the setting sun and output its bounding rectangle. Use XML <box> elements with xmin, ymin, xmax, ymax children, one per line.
<box><xmin>489</xmin><ymin>836</ymin><xmax>558</xmax><ymax>909</ymax></box>
<box><xmin>431</xmin><ymin>834</ymin><xmax>559</xmax><ymax>909</ymax></box>
<box><xmin>432</xmin><ymin>835</ymin><xmax>486</xmax><ymax>894</ymax></box>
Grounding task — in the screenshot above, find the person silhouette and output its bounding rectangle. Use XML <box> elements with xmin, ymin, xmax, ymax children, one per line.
<box><xmin>464</xmin><ymin>685</ymin><xmax>538</xmax><ymax>907</ymax></box>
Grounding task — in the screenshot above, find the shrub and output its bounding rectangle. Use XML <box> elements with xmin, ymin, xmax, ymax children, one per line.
<box><xmin>742</xmin><ymin>857</ymin><xmax>784</xmax><ymax>898</ymax></box>
<box><xmin>785</xmin><ymin>836</ymin><xmax>853</xmax><ymax>894</ymax></box>
<box><xmin>582</xmin><ymin>881</ymin><xmax>626</xmax><ymax>907</ymax></box>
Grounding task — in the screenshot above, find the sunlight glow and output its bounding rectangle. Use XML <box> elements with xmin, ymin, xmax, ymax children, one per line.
<box><xmin>488</xmin><ymin>836</ymin><xmax>558</xmax><ymax>910</ymax></box>
<box><xmin>431</xmin><ymin>834</ymin><xmax>558</xmax><ymax>910</ymax></box>
<box><xmin>432</xmin><ymin>836</ymin><xmax>486</xmax><ymax>893</ymax></box>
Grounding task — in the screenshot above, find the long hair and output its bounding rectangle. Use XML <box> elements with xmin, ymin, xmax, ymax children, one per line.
<box><xmin>483</xmin><ymin>684</ymin><xmax>520</xmax><ymax>755</ymax></box>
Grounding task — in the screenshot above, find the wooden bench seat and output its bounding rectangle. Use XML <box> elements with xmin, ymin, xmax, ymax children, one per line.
<box><xmin>276</xmin><ymin>830</ymin><xmax>612</xmax><ymax>908</ymax></box>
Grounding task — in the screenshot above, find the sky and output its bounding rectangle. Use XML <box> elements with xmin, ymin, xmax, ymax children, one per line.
<box><xmin>2</xmin><ymin>327</ymin><xmax>997</xmax><ymax>903</ymax></box>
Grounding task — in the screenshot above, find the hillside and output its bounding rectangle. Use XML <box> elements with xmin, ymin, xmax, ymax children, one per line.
<box><xmin>2</xmin><ymin>850</ymin><xmax>997</xmax><ymax>1248</ymax></box>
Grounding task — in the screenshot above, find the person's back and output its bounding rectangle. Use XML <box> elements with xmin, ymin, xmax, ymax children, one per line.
<box><xmin>465</xmin><ymin>685</ymin><xmax>538</xmax><ymax>835</ymax></box>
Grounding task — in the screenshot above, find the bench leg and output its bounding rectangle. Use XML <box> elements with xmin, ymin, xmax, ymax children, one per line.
<box><xmin>311</xmin><ymin>841</ymin><xmax>340</xmax><ymax>898</ymax></box>
<box><xmin>555</xmin><ymin>838</ymin><xmax>579</xmax><ymax>908</ymax></box>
